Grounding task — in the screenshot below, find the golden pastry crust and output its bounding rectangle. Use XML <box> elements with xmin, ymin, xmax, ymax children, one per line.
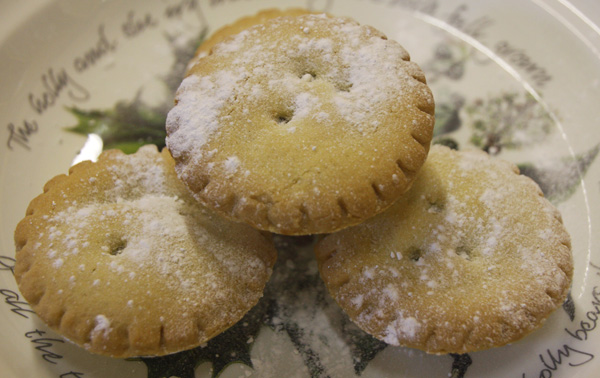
<box><xmin>315</xmin><ymin>145</ymin><xmax>573</xmax><ymax>354</ymax></box>
<box><xmin>167</xmin><ymin>14</ymin><xmax>435</xmax><ymax>235</ymax></box>
<box><xmin>186</xmin><ymin>8</ymin><xmax>314</xmax><ymax>74</ymax></box>
<box><xmin>14</xmin><ymin>145</ymin><xmax>277</xmax><ymax>358</ymax></box>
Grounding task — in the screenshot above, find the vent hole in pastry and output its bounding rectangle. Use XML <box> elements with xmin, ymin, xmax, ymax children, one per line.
<box><xmin>455</xmin><ymin>245</ymin><xmax>473</xmax><ymax>260</ymax></box>
<box><xmin>427</xmin><ymin>200</ymin><xmax>444</xmax><ymax>214</ymax></box>
<box><xmin>407</xmin><ymin>247</ymin><xmax>423</xmax><ymax>262</ymax></box>
<box><xmin>275</xmin><ymin>110</ymin><xmax>293</xmax><ymax>125</ymax></box>
<box><xmin>108</xmin><ymin>238</ymin><xmax>127</xmax><ymax>256</ymax></box>
<box><xmin>300</xmin><ymin>71</ymin><xmax>316</xmax><ymax>81</ymax></box>
<box><xmin>277</xmin><ymin>115</ymin><xmax>291</xmax><ymax>124</ymax></box>
<box><xmin>335</xmin><ymin>81</ymin><xmax>353</xmax><ymax>92</ymax></box>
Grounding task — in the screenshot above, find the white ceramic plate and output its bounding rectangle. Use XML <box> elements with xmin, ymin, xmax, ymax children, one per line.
<box><xmin>2</xmin><ymin>0</ymin><xmax>600</xmax><ymax>377</ymax></box>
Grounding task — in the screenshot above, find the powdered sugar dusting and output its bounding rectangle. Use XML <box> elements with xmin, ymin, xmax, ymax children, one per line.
<box><xmin>105</xmin><ymin>146</ymin><xmax>167</xmax><ymax>198</ymax></box>
<box><xmin>43</xmin><ymin>191</ymin><xmax>268</xmax><ymax>299</ymax></box>
<box><xmin>294</xmin><ymin>92</ymin><xmax>320</xmax><ymax>120</ymax></box>
<box><xmin>166</xmin><ymin>69</ymin><xmax>248</xmax><ymax>156</ymax></box>
<box><xmin>335</xmin><ymin>37</ymin><xmax>408</xmax><ymax>130</ymax></box>
<box><xmin>166</xmin><ymin>14</ymin><xmax>428</xmax><ymax>166</ymax></box>
<box><xmin>319</xmin><ymin>145</ymin><xmax>572</xmax><ymax>352</ymax></box>
<box><xmin>224</xmin><ymin>156</ymin><xmax>241</xmax><ymax>174</ymax></box>
<box><xmin>383</xmin><ymin>315</ymin><xmax>421</xmax><ymax>345</ymax></box>
<box><xmin>91</xmin><ymin>314</ymin><xmax>112</xmax><ymax>338</ymax></box>
<box><xmin>23</xmin><ymin>146</ymin><xmax>278</xmax><ymax>358</ymax></box>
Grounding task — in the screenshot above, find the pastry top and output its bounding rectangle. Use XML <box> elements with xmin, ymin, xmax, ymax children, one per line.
<box><xmin>186</xmin><ymin>8</ymin><xmax>313</xmax><ymax>73</ymax></box>
<box><xmin>315</xmin><ymin>145</ymin><xmax>573</xmax><ymax>354</ymax></box>
<box><xmin>167</xmin><ymin>13</ymin><xmax>435</xmax><ymax>235</ymax></box>
<box><xmin>14</xmin><ymin>145</ymin><xmax>277</xmax><ymax>358</ymax></box>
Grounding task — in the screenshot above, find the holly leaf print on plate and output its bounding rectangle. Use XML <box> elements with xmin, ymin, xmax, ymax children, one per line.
<box><xmin>518</xmin><ymin>144</ymin><xmax>600</xmax><ymax>204</ymax></box>
<box><xmin>138</xmin><ymin>297</ymin><xmax>269</xmax><ymax>378</ymax></box>
<box><xmin>465</xmin><ymin>91</ymin><xmax>554</xmax><ymax>155</ymax></box>
<box><xmin>65</xmin><ymin>27</ymin><xmax>207</xmax><ymax>154</ymax></box>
